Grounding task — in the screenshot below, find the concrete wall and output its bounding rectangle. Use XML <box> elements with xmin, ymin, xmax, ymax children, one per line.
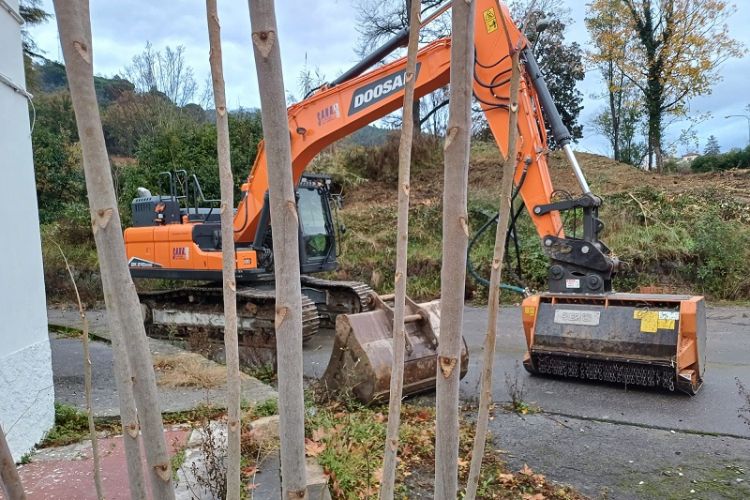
<box><xmin>0</xmin><ymin>0</ymin><xmax>55</xmax><ymax>460</ymax></box>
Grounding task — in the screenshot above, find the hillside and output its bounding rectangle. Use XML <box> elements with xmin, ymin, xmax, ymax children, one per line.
<box><xmin>324</xmin><ymin>142</ymin><xmax>750</xmax><ymax>302</ymax></box>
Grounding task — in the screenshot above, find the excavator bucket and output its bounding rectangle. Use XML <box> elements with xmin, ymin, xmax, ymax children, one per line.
<box><xmin>321</xmin><ymin>294</ymin><xmax>469</xmax><ymax>404</ymax></box>
<box><xmin>521</xmin><ymin>292</ymin><xmax>707</xmax><ymax>395</ymax></box>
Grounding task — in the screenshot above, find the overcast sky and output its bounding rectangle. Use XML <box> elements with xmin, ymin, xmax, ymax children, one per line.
<box><xmin>29</xmin><ymin>0</ymin><xmax>750</xmax><ymax>156</ymax></box>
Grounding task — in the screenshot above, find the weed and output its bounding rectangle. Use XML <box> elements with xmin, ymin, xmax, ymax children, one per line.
<box><xmin>18</xmin><ymin>453</ymin><xmax>32</xmax><ymax>465</ymax></box>
<box><xmin>40</xmin><ymin>403</ymin><xmax>90</xmax><ymax>447</ymax></box>
<box><xmin>737</xmin><ymin>378</ymin><xmax>750</xmax><ymax>428</ymax></box>
<box><xmin>245</xmin><ymin>363</ymin><xmax>276</xmax><ymax>384</ymax></box>
<box><xmin>248</xmin><ymin>398</ymin><xmax>278</xmax><ymax>419</ymax></box>
<box><xmin>185</xmin><ymin>420</ymin><xmax>228</xmax><ymax>499</ymax></box>
<box><xmin>298</xmin><ymin>400</ymin><xmax>579</xmax><ymax>499</ymax></box>
<box><xmin>505</xmin><ymin>362</ymin><xmax>537</xmax><ymax>415</ymax></box>
<box><xmin>170</xmin><ymin>448</ymin><xmax>186</xmax><ymax>481</ymax></box>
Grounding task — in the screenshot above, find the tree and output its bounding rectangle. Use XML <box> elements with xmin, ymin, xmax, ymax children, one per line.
<box><xmin>704</xmin><ymin>135</ymin><xmax>721</xmax><ymax>155</ymax></box>
<box><xmin>511</xmin><ymin>1</ymin><xmax>585</xmax><ymax>143</ymax></box>
<box><xmin>53</xmin><ymin>1</ymin><xmax>175</xmax><ymax>498</ymax></box>
<box><xmin>125</xmin><ymin>42</ymin><xmax>198</xmax><ymax>106</ymax></box>
<box><xmin>464</xmin><ymin>42</ymin><xmax>521</xmax><ymax>500</ymax></box>
<box><xmin>586</xmin><ymin>0</ymin><xmax>642</xmax><ymax>163</ymax></box>
<box><xmin>354</xmin><ymin>0</ymin><xmax>447</xmax><ymax>133</ymax></box>
<box><xmin>435</xmin><ymin>0</ymin><xmax>473</xmax><ymax>497</ymax></box>
<box><xmin>379</xmin><ymin>1</ymin><xmax>421</xmax><ymax>498</ymax></box>
<box><xmin>205</xmin><ymin>1</ymin><xmax>242</xmax><ymax>497</ymax></box>
<box><xmin>20</xmin><ymin>0</ymin><xmax>51</xmax><ymax>89</ymax></box>
<box><xmin>587</xmin><ymin>0</ymin><xmax>746</xmax><ymax>171</ymax></box>
<box><xmin>247</xmin><ymin>0</ymin><xmax>308</xmax><ymax>497</ymax></box>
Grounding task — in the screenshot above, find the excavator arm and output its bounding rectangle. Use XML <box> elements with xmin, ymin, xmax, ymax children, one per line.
<box><xmin>234</xmin><ymin>0</ymin><xmax>618</xmax><ymax>295</ymax></box>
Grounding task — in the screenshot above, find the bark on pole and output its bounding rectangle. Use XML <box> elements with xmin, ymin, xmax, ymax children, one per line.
<box><xmin>52</xmin><ymin>2</ymin><xmax>175</xmax><ymax>498</ymax></box>
<box><xmin>434</xmin><ymin>1</ymin><xmax>475</xmax><ymax>498</ymax></box>
<box><xmin>0</xmin><ymin>425</ymin><xmax>26</xmax><ymax>500</ymax></box>
<box><xmin>247</xmin><ymin>1</ymin><xmax>307</xmax><ymax>497</ymax></box>
<box><xmin>379</xmin><ymin>0</ymin><xmax>422</xmax><ymax>498</ymax></box>
<box><xmin>205</xmin><ymin>1</ymin><xmax>242</xmax><ymax>497</ymax></box>
<box><xmin>463</xmin><ymin>47</ymin><xmax>523</xmax><ymax>500</ymax></box>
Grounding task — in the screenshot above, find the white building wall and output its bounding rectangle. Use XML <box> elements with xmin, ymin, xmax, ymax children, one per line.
<box><xmin>0</xmin><ymin>0</ymin><xmax>55</xmax><ymax>460</ymax></box>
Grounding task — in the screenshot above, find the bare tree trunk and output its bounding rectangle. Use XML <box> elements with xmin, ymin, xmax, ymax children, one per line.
<box><xmin>463</xmin><ymin>47</ymin><xmax>522</xmax><ymax>500</ymax></box>
<box><xmin>0</xmin><ymin>425</ymin><xmax>26</xmax><ymax>500</ymax></box>
<box><xmin>205</xmin><ymin>2</ymin><xmax>242</xmax><ymax>498</ymax></box>
<box><xmin>247</xmin><ymin>1</ymin><xmax>307</xmax><ymax>497</ymax></box>
<box><xmin>379</xmin><ymin>1</ymin><xmax>422</xmax><ymax>498</ymax></box>
<box><xmin>52</xmin><ymin>2</ymin><xmax>174</xmax><ymax>498</ymax></box>
<box><xmin>56</xmin><ymin>243</ymin><xmax>105</xmax><ymax>500</ymax></box>
<box><xmin>434</xmin><ymin>2</ymin><xmax>475</xmax><ymax>498</ymax></box>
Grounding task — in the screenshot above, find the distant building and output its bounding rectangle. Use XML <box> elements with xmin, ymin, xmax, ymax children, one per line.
<box><xmin>0</xmin><ymin>0</ymin><xmax>55</xmax><ymax>460</ymax></box>
<box><xmin>680</xmin><ymin>152</ymin><xmax>701</xmax><ymax>164</ymax></box>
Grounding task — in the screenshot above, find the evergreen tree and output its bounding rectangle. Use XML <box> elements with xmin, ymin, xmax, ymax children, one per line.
<box><xmin>704</xmin><ymin>135</ymin><xmax>721</xmax><ymax>156</ymax></box>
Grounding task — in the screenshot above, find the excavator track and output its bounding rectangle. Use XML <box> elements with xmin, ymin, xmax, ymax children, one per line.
<box><xmin>300</xmin><ymin>276</ymin><xmax>375</xmax><ymax>328</ymax></box>
<box><xmin>139</xmin><ymin>285</ymin><xmax>319</xmax><ymax>367</ymax></box>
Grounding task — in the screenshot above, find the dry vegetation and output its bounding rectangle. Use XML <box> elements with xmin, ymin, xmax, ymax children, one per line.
<box><xmin>153</xmin><ymin>353</ymin><xmax>228</xmax><ymax>389</ymax></box>
<box><xmin>315</xmin><ymin>138</ymin><xmax>750</xmax><ymax>302</ymax></box>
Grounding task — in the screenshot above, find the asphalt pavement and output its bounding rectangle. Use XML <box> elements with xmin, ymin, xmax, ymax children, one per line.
<box><xmin>304</xmin><ymin>303</ymin><xmax>750</xmax><ymax>498</ymax></box>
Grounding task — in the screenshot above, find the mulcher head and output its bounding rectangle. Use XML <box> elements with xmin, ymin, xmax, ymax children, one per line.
<box><xmin>321</xmin><ymin>295</ymin><xmax>469</xmax><ymax>404</ymax></box>
<box><xmin>521</xmin><ymin>292</ymin><xmax>707</xmax><ymax>394</ymax></box>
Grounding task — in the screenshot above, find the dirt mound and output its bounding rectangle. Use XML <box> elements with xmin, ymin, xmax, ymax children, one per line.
<box><xmin>345</xmin><ymin>147</ymin><xmax>750</xmax><ymax>208</ymax></box>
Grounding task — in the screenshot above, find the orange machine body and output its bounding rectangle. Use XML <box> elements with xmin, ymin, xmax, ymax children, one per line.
<box><xmin>125</xmin><ymin>0</ymin><xmax>563</xmax><ymax>275</ymax></box>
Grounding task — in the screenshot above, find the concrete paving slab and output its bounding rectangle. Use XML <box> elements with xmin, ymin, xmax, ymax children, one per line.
<box><xmin>48</xmin><ymin>308</ymin><xmax>277</xmax><ymax>417</ymax></box>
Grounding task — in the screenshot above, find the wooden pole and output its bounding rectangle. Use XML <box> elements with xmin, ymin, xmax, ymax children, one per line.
<box><xmin>379</xmin><ymin>0</ymin><xmax>422</xmax><ymax>498</ymax></box>
<box><xmin>434</xmin><ymin>1</ymin><xmax>475</xmax><ymax>498</ymax></box>
<box><xmin>205</xmin><ymin>2</ymin><xmax>242</xmax><ymax>498</ymax></box>
<box><xmin>56</xmin><ymin>243</ymin><xmax>105</xmax><ymax>499</ymax></box>
<box><xmin>52</xmin><ymin>2</ymin><xmax>174</xmax><ymax>498</ymax></box>
<box><xmin>247</xmin><ymin>1</ymin><xmax>307</xmax><ymax>497</ymax></box>
<box><xmin>463</xmin><ymin>47</ymin><xmax>523</xmax><ymax>500</ymax></box>
<box><xmin>0</xmin><ymin>425</ymin><xmax>26</xmax><ymax>500</ymax></box>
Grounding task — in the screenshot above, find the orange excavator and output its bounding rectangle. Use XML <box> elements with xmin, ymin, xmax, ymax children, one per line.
<box><xmin>125</xmin><ymin>0</ymin><xmax>707</xmax><ymax>402</ymax></box>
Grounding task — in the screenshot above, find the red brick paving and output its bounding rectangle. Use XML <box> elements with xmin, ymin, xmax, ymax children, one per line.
<box><xmin>6</xmin><ymin>429</ymin><xmax>189</xmax><ymax>499</ymax></box>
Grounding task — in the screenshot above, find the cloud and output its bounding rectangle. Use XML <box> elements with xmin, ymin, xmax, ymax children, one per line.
<box><xmin>29</xmin><ymin>0</ymin><xmax>750</xmax><ymax>154</ymax></box>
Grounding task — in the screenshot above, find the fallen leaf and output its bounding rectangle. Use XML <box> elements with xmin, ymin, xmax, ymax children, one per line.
<box><xmin>520</xmin><ymin>463</ymin><xmax>534</xmax><ymax>476</ymax></box>
<box><xmin>373</xmin><ymin>412</ymin><xmax>386</xmax><ymax>423</ymax></box>
<box><xmin>498</xmin><ymin>473</ymin><xmax>515</xmax><ymax>484</ymax></box>
<box><xmin>305</xmin><ymin>438</ymin><xmax>326</xmax><ymax>457</ymax></box>
<box><xmin>522</xmin><ymin>494</ymin><xmax>545</xmax><ymax>500</ymax></box>
<box><xmin>312</xmin><ymin>427</ymin><xmax>328</xmax><ymax>442</ymax></box>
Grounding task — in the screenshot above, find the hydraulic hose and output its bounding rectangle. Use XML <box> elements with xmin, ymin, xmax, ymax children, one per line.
<box><xmin>466</xmin><ymin>212</ymin><xmax>527</xmax><ymax>296</ymax></box>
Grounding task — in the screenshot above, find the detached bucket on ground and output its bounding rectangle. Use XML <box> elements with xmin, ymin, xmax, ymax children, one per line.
<box><xmin>321</xmin><ymin>294</ymin><xmax>469</xmax><ymax>404</ymax></box>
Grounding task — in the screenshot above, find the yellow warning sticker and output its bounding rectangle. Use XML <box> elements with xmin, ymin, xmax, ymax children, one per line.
<box><xmin>635</xmin><ymin>310</ymin><xmax>678</xmax><ymax>332</ymax></box>
<box><xmin>524</xmin><ymin>306</ymin><xmax>536</xmax><ymax>316</ymax></box>
<box><xmin>657</xmin><ymin>319</ymin><xmax>676</xmax><ymax>330</ymax></box>
<box><xmin>640</xmin><ymin>312</ymin><xmax>658</xmax><ymax>333</ymax></box>
<box><xmin>633</xmin><ymin>310</ymin><xmax>658</xmax><ymax>333</ymax></box>
<box><xmin>483</xmin><ymin>8</ymin><xmax>499</xmax><ymax>33</ymax></box>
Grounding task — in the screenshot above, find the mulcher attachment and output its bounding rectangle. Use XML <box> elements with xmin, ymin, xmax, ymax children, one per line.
<box><xmin>521</xmin><ymin>293</ymin><xmax>707</xmax><ymax>395</ymax></box>
<box><xmin>321</xmin><ymin>294</ymin><xmax>469</xmax><ymax>404</ymax></box>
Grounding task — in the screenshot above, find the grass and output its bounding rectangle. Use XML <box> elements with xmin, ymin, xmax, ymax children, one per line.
<box><xmin>40</xmin><ymin>403</ymin><xmax>92</xmax><ymax>448</ymax></box>
<box><xmin>299</xmin><ymin>397</ymin><xmax>581</xmax><ymax>499</ymax></box>
<box><xmin>631</xmin><ymin>462</ymin><xmax>750</xmax><ymax>500</ymax></box>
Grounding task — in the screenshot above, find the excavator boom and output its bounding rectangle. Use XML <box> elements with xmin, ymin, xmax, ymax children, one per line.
<box><xmin>125</xmin><ymin>0</ymin><xmax>707</xmax><ymax>402</ymax></box>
